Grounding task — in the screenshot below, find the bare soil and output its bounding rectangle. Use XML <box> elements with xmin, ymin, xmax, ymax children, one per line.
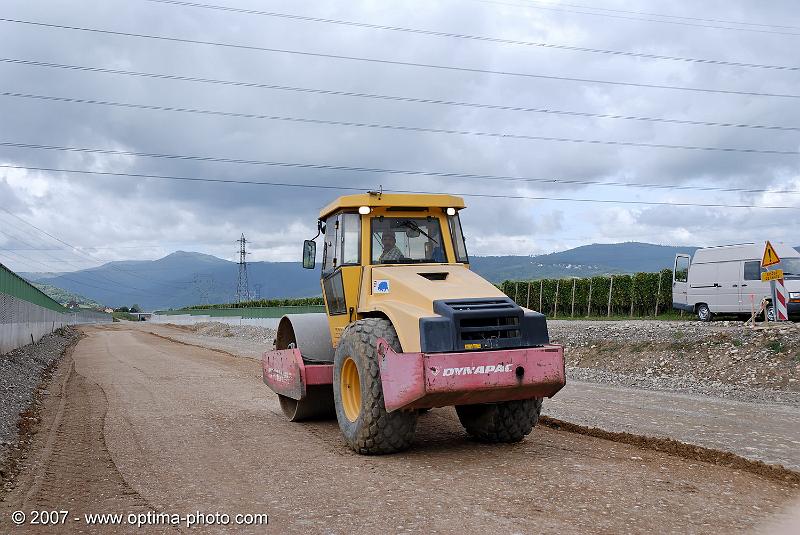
<box><xmin>1</xmin><ymin>323</ymin><xmax>798</xmax><ymax>534</ymax></box>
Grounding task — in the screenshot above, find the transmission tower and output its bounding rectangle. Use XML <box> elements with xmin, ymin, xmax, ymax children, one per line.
<box><xmin>254</xmin><ymin>283</ymin><xmax>263</xmax><ymax>300</ymax></box>
<box><xmin>192</xmin><ymin>273</ymin><xmax>213</xmax><ymax>305</ymax></box>
<box><xmin>236</xmin><ymin>233</ymin><xmax>251</xmax><ymax>303</ymax></box>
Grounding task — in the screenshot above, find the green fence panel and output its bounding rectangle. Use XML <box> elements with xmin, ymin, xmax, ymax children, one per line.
<box><xmin>0</xmin><ymin>262</ymin><xmax>67</xmax><ymax>313</ymax></box>
<box><xmin>501</xmin><ymin>269</ymin><xmax>676</xmax><ymax>317</ymax></box>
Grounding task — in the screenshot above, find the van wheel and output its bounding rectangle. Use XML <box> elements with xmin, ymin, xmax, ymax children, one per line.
<box><xmin>696</xmin><ymin>304</ymin><xmax>712</xmax><ymax>322</ymax></box>
<box><xmin>766</xmin><ymin>305</ymin><xmax>776</xmax><ymax>322</ymax></box>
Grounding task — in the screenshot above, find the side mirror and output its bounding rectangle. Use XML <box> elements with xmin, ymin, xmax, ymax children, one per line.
<box><xmin>302</xmin><ymin>240</ymin><xmax>316</xmax><ymax>269</ymax></box>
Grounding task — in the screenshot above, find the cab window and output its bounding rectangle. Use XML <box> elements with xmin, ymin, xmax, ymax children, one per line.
<box><xmin>340</xmin><ymin>213</ymin><xmax>360</xmax><ymax>265</ymax></box>
<box><xmin>371</xmin><ymin>217</ymin><xmax>445</xmax><ymax>264</ymax></box>
<box><xmin>321</xmin><ymin>214</ymin><xmax>339</xmax><ymax>274</ymax></box>
<box><xmin>447</xmin><ymin>214</ymin><xmax>469</xmax><ymax>263</ymax></box>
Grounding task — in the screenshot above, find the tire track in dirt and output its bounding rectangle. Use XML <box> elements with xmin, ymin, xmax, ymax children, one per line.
<box><xmin>145</xmin><ymin>324</ymin><xmax>800</xmax><ymax>486</ymax></box>
<box><xmin>1</xmin><ymin>347</ymin><xmax>166</xmax><ymax>534</ymax></box>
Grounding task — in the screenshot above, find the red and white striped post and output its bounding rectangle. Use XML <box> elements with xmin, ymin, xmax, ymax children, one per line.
<box><xmin>762</xmin><ymin>241</ymin><xmax>788</xmax><ymax>322</ymax></box>
<box><xmin>775</xmin><ymin>277</ymin><xmax>789</xmax><ymax>321</ymax></box>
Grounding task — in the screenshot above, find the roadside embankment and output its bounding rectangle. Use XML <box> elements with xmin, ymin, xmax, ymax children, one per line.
<box><xmin>0</xmin><ymin>326</ymin><xmax>81</xmax><ymax>476</ymax></box>
<box><xmin>549</xmin><ymin>319</ymin><xmax>800</xmax><ymax>403</ymax></box>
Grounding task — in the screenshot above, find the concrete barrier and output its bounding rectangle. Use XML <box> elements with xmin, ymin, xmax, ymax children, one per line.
<box><xmin>150</xmin><ymin>313</ymin><xmax>280</xmax><ymax>329</ymax></box>
<box><xmin>1</xmin><ymin>292</ymin><xmax>112</xmax><ymax>355</ymax></box>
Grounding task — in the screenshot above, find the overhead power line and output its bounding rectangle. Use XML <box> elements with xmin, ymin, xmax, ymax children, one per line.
<box><xmin>0</xmin><ymin>206</ymin><xmax>189</xmax><ymax>291</ymax></box>
<box><xmin>0</xmin><ymin>223</ymin><xmax>187</xmax><ymax>293</ymax></box>
<box><xmin>518</xmin><ymin>1</ymin><xmax>800</xmax><ymax>30</ymax></box>
<box><xmin>0</xmin><ymin>227</ymin><xmax>153</xmax><ymax>296</ymax></box>
<box><xmin>517</xmin><ymin>0</ymin><xmax>800</xmax><ymax>30</ymax></box>
<box><xmin>5</xmin><ymin>84</ymin><xmax>799</xmax><ymax>133</ymax></box>
<box><xmin>0</xmin><ymin>222</ymin><xmax>164</xmax><ymax>292</ymax></box>
<box><xmin>1</xmin><ymin>164</ymin><xmax>797</xmax><ymax>210</ymax></box>
<box><xmin>4</xmin><ymin>142</ymin><xmax>800</xmax><ymax>195</ymax></box>
<box><xmin>513</xmin><ymin>0</ymin><xmax>799</xmax><ymax>30</ymax></box>
<box><xmin>1</xmin><ymin>19</ymin><xmax>799</xmax><ymax>98</ymax></box>
<box><xmin>0</xmin><ymin>93</ymin><xmax>796</xmax><ymax>155</ymax></box>
<box><xmin>1</xmin><ymin>244</ymin><xmax>224</xmax><ymax>251</ymax></box>
<box><xmin>140</xmin><ymin>0</ymin><xmax>799</xmax><ymax>72</ymax></box>
<box><xmin>0</xmin><ymin>249</ymin><xmax>148</xmax><ymax>297</ymax></box>
<box><xmin>472</xmin><ymin>0</ymin><xmax>800</xmax><ymax>37</ymax></box>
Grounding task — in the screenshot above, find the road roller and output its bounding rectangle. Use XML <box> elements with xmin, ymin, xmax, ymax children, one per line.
<box><xmin>262</xmin><ymin>192</ymin><xmax>565</xmax><ymax>454</ymax></box>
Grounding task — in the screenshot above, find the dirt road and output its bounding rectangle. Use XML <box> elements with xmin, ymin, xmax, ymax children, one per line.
<box><xmin>2</xmin><ymin>323</ymin><xmax>798</xmax><ymax>534</ymax></box>
<box><xmin>144</xmin><ymin>321</ymin><xmax>800</xmax><ymax>471</ymax></box>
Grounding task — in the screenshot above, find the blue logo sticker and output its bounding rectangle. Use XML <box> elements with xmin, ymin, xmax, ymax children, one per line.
<box><xmin>373</xmin><ymin>280</ymin><xmax>390</xmax><ymax>294</ymax></box>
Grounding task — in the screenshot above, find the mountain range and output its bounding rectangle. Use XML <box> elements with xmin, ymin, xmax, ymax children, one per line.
<box><xmin>20</xmin><ymin>242</ymin><xmax>798</xmax><ymax>311</ymax></box>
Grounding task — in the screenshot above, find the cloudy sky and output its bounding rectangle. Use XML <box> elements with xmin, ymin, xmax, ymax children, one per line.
<box><xmin>1</xmin><ymin>0</ymin><xmax>799</xmax><ymax>272</ymax></box>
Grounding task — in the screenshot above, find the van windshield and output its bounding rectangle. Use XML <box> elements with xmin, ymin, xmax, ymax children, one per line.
<box><xmin>783</xmin><ymin>258</ymin><xmax>800</xmax><ymax>279</ymax></box>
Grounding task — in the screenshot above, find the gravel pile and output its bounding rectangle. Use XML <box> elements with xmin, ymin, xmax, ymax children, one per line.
<box><xmin>185</xmin><ymin>322</ymin><xmax>277</xmax><ymax>344</ymax></box>
<box><xmin>0</xmin><ymin>326</ymin><xmax>80</xmax><ymax>469</ymax></box>
<box><xmin>549</xmin><ymin>319</ymin><xmax>799</xmax><ymax>346</ymax></box>
<box><xmin>549</xmin><ymin>320</ymin><xmax>800</xmax><ymax>401</ymax></box>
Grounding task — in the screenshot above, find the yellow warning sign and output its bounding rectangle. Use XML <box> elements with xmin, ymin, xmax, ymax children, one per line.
<box><xmin>761</xmin><ymin>269</ymin><xmax>784</xmax><ymax>282</ymax></box>
<box><xmin>762</xmin><ymin>241</ymin><xmax>781</xmax><ymax>268</ymax></box>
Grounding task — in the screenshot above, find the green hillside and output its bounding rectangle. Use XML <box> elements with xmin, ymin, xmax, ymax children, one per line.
<box><xmin>32</xmin><ymin>282</ymin><xmax>105</xmax><ymax>309</ymax></box>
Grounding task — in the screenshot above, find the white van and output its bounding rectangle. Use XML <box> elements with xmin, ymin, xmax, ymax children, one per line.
<box><xmin>672</xmin><ymin>242</ymin><xmax>800</xmax><ymax>321</ymax></box>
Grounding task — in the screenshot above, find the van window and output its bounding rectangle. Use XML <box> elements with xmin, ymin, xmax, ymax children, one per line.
<box><xmin>743</xmin><ymin>261</ymin><xmax>762</xmax><ymax>281</ymax></box>
<box><xmin>674</xmin><ymin>256</ymin><xmax>689</xmax><ymax>282</ymax></box>
<box><xmin>783</xmin><ymin>258</ymin><xmax>800</xmax><ymax>280</ymax></box>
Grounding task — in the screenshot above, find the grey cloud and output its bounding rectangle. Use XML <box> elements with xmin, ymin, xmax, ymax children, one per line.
<box><xmin>0</xmin><ymin>0</ymin><xmax>799</xmax><ymax>270</ymax></box>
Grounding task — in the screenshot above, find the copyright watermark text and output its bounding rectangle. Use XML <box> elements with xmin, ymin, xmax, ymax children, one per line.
<box><xmin>8</xmin><ymin>510</ymin><xmax>268</xmax><ymax>528</ymax></box>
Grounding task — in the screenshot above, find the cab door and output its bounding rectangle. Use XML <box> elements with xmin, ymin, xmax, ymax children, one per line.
<box><xmin>320</xmin><ymin>212</ymin><xmax>362</xmax><ymax>348</ymax></box>
<box><xmin>673</xmin><ymin>254</ymin><xmax>690</xmax><ymax>308</ymax></box>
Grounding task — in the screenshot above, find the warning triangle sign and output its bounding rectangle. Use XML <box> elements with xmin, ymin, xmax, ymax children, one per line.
<box><xmin>762</xmin><ymin>241</ymin><xmax>781</xmax><ymax>268</ymax></box>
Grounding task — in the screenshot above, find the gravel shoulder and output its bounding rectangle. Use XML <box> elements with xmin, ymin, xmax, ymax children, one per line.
<box><xmin>144</xmin><ymin>322</ymin><xmax>274</xmax><ymax>361</ymax></box>
<box><xmin>549</xmin><ymin>319</ymin><xmax>800</xmax><ymax>403</ymax></box>
<box><xmin>0</xmin><ymin>326</ymin><xmax>80</xmax><ymax>473</ymax></box>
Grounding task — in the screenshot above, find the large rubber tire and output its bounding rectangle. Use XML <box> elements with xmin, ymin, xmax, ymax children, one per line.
<box><xmin>696</xmin><ymin>303</ymin><xmax>713</xmax><ymax>322</ymax></box>
<box><xmin>766</xmin><ymin>304</ymin><xmax>776</xmax><ymax>322</ymax></box>
<box><xmin>456</xmin><ymin>398</ymin><xmax>543</xmax><ymax>443</ymax></box>
<box><xmin>332</xmin><ymin>318</ymin><xmax>418</xmax><ymax>454</ymax></box>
